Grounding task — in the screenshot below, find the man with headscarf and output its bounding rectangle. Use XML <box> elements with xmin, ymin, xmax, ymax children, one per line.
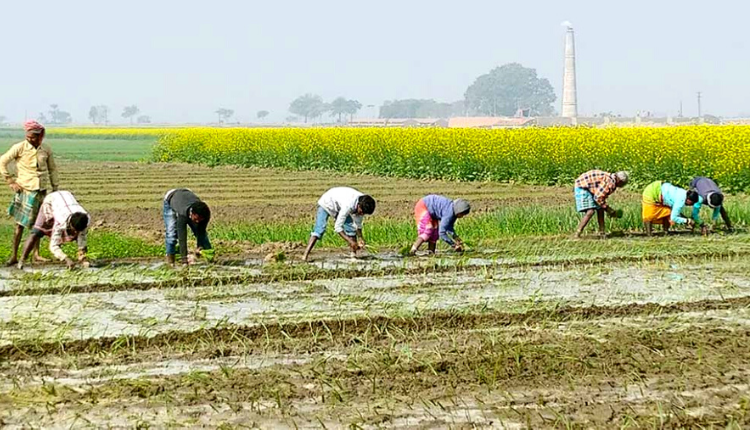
<box><xmin>409</xmin><ymin>195</ymin><xmax>471</xmax><ymax>255</ymax></box>
<box><xmin>690</xmin><ymin>176</ymin><xmax>733</xmax><ymax>234</ymax></box>
<box><xmin>573</xmin><ymin>170</ymin><xmax>629</xmax><ymax>238</ymax></box>
<box><xmin>0</xmin><ymin>120</ymin><xmax>59</xmax><ymax>265</ymax></box>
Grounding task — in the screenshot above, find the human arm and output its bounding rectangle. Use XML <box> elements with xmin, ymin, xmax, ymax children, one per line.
<box><xmin>77</xmin><ymin>229</ymin><xmax>88</xmax><ymax>263</ymax></box>
<box><xmin>176</xmin><ymin>215</ymin><xmax>189</xmax><ymax>264</ymax></box>
<box><xmin>0</xmin><ymin>144</ymin><xmax>22</xmax><ymax>192</ymax></box>
<box><xmin>438</xmin><ymin>216</ymin><xmax>457</xmax><ymax>247</ymax></box>
<box><xmin>592</xmin><ymin>179</ymin><xmax>616</xmax><ymax>209</ymax></box>
<box><xmin>49</xmin><ymin>226</ymin><xmax>75</xmax><ymax>267</ymax></box>
<box><xmin>669</xmin><ymin>199</ymin><xmax>690</xmax><ymax>225</ymax></box>
<box><xmin>720</xmin><ymin>206</ymin><xmax>733</xmax><ymax>231</ymax></box>
<box><xmin>47</xmin><ymin>149</ymin><xmax>60</xmax><ymax>191</ymax></box>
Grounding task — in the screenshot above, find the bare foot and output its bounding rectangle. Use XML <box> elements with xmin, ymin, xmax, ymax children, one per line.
<box><xmin>34</xmin><ymin>255</ymin><xmax>50</xmax><ymax>263</ymax></box>
<box><xmin>5</xmin><ymin>258</ymin><xmax>18</xmax><ymax>267</ymax></box>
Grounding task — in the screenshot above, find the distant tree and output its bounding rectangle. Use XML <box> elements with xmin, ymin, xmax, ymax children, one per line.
<box><xmin>38</xmin><ymin>113</ymin><xmax>49</xmax><ymax>123</ymax></box>
<box><xmin>345</xmin><ymin>99</ymin><xmax>362</xmax><ymax>122</ymax></box>
<box><xmin>257</xmin><ymin>110</ymin><xmax>270</xmax><ymax>120</ymax></box>
<box><xmin>328</xmin><ymin>97</ymin><xmax>350</xmax><ymax>123</ymax></box>
<box><xmin>379</xmin><ymin>99</ymin><xmax>458</xmax><ymax>119</ymax></box>
<box><xmin>122</xmin><ymin>105</ymin><xmax>140</xmax><ymax>124</ymax></box>
<box><xmin>215</xmin><ymin>108</ymin><xmax>234</xmax><ymax>124</ymax></box>
<box><xmin>48</xmin><ymin>104</ymin><xmax>72</xmax><ymax>124</ymax></box>
<box><xmin>464</xmin><ymin>63</ymin><xmax>556</xmax><ymax>116</ymax></box>
<box><xmin>88</xmin><ymin>105</ymin><xmax>110</xmax><ymax>125</ymax></box>
<box><xmin>285</xmin><ymin>116</ymin><xmax>300</xmax><ymax>123</ymax></box>
<box><xmin>137</xmin><ymin>115</ymin><xmax>151</xmax><ymax>124</ymax></box>
<box><xmin>289</xmin><ymin>94</ymin><xmax>324</xmax><ymax>123</ymax></box>
<box><xmin>0</xmin><ymin>115</ymin><xmax>6</xmax><ymax>125</ymax></box>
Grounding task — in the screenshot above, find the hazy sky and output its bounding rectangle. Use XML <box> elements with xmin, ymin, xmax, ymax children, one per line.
<box><xmin>1</xmin><ymin>0</ymin><xmax>747</xmax><ymax>123</ymax></box>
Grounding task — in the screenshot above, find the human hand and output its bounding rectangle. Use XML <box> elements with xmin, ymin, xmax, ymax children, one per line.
<box><xmin>701</xmin><ymin>225</ymin><xmax>709</xmax><ymax>236</ymax></box>
<box><xmin>453</xmin><ymin>244</ymin><xmax>464</xmax><ymax>253</ymax></box>
<box><xmin>8</xmin><ymin>183</ymin><xmax>22</xmax><ymax>193</ymax></box>
<box><xmin>64</xmin><ymin>258</ymin><xmax>76</xmax><ymax>269</ymax></box>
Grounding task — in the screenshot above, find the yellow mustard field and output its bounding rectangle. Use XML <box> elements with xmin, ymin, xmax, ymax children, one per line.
<box><xmin>152</xmin><ymin>126</ymin><xmax>750</xmax><ymax>190</ymax></box>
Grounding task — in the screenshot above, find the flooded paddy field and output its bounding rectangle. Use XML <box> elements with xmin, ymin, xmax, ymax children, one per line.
<box><xmin>2</xmin><ymin>250</ymin><xmax>750</xmax><ymax>428</ymax></box>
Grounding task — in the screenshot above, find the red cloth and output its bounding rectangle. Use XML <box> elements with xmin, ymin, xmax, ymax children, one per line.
<box><xmin>23</xmin><ymin>120</ymin><xmax>45</xmax><ymax>133</ymax></box>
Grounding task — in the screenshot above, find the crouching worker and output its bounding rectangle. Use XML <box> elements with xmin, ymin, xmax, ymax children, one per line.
<box><xmin>409</xmin><ymin>195</ymin><xmax>470</xmax><ymax>255</ymax></box>
<box><xmin>303</xmin><ymin>187</ymin><xmax>376</xmax><ymax>261</ymax></box>
<box><xmin>642</xmin><ymin>181</ymin><xmax>699</xmax><ymax>236</ymax></box>
<box><xmin>164</xmin><ymin>189</ymin><xmax>213</xmax><ymax>266</ymax></box>
<box><xmin>690</xmin><ymin>176</ymin><xmax>733</xmax><ymax>233</ymax></box>
<box><xmin>17</xmin><ymin>191</ymin><xmax>89</xmax><ymax>270</ymax></box>
<box><xmin>573</xmin><ymin>170</ymin><xmax>628</xmax><ymax>238</ymax></box>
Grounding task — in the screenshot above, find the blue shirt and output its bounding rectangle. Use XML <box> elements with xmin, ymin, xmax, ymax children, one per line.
<box><xmin>423</xmin><ymin>194</ymin><xmax>457</xmax><ymax>245</ymax></box>
<box><xmin>661</xmin><ymin>183</ymin><xmax>690</xmax><ymax>224</ymax></box>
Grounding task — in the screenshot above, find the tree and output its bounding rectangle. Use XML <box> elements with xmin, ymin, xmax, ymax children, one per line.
<box><xmin>0</xmin><ymin>116</ymin><xmax>6</xmax><ymax>125</ymax></box>
<box><xmin>257</xmin><ymin>110</ymin><xmax>270</xmax><ymax>120</ymax></box>
<box><xmin>48</xmin><ymin>104</ymin><xmax>72</xmax><ymax>124</ymax></box>
<box><xmin>122</xmin><ymin>105</ymin><xmax>140</xmax><ymax>124</ymax></box>
<box><xmin>137</xmin><ymin>115</ymin><xmax>151</xmax><ymax>124</ymax></box>
<box><xmin>345</xmin><ymin>99</ymin><xmax>362</xmax><ymax>122</ymax></box>
<box><xmin>215</xmin><ymin>108</ymin><xmax>234</xmax><ymax>124</ymax></box>
<box><xmin>88</xmin><ymin>105</ymin><xmax>109</xmax><ymax>125</ymax></box>
<box><xmin>464</xmin><ymin>63</ymin><xmax>556</xmax><ymax>116</ymax></box>
<box><xmin>379</xmin><ymin>99</ymin><xmax>460</xmax><ymax>119</ymax></box>
<box><xmin>328</xmin><ymin>97</ymin><xmax>350</xmax><ymax>123</ymax></box>
<box><xmin>289</xmin><ymin>94</ymin><xmax>324</xmax><ymax>123</ymax></box>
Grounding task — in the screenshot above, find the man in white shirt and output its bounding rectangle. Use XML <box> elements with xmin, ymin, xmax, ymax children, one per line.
<box><xmin>302</xmin><ymin>187</ymin><xmax>376</xmax><ymax>261</ymax></box>
<box><xmin>17</xmin><ymin>191</ymin><xmax>90</xmax><ymax>269</ymax></box>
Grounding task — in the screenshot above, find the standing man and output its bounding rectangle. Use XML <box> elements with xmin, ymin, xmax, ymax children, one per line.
<box><xmin>642</xmin><ymin>181</ymin><xmax>699</xmax><ymax>236</ymax></box>
<box><xmin>690</xmin><ymin>176</ymin><xmax>733</xmax><ymax>233</ymax></box>
<box><xmin>17</xmin><ymin>191</ymin><xmax>89</xmax><ymax>270</ymax></box>
<box><xmin>0</xmin><ymin>120</ymin><xmax>59</xmax><ymax>265</ymax></box>
<box><xmin>163</xmin><ymin>188</ymin><xmax>213</xmax><ymax>266</ymax></box>
<box><xmin>573</xmin><ymin>170</ymin><xmax>628</xmax><ymax>237</ymax></box>
<box><xmin>302</xmin><ymin>186</ymin><xmax>376</xmax><ymax>261</ymax></box>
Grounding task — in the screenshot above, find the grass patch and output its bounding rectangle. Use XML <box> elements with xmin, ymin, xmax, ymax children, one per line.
<box><xmin>1</xmin><ymin>136</ymin><xmax>156</xmax><ymax>162</ymax></box>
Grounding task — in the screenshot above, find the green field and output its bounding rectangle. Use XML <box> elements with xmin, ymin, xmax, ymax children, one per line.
<box><xmin>0</xmin><ymin>136</ymin><xmax>155</xmax><ymax>162</ymax></box>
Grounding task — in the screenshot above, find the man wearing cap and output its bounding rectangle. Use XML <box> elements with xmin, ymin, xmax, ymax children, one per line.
<box><xmin>690</xmin><ymin>176</ymin><xmax>733</xmax><ymax>233</ymax></box>
<box><xmin>0</xmin><ymin>120</ymin><xmax>59</xmax><ymax>265</ymax></box>
<box><xmin>573</xmin><ymin>170</ymin><xmax>628</xmax><ymax>238</ymax></box>
<box><xmin>409</xmin><ymin>194</ymin><xmax>471</xmax><ymax>255</ymax></box>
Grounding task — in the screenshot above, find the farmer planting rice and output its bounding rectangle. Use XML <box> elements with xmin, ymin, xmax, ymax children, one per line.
<box><xmin>16</xmin><ymin>191</ymin><xmax>89</xmax><ymax>270</ymax></box>
<box><xmin>163</xmin><ymin>189</ymin><xmax>213</xmax><ymax>266</ymax></box>
<box><xmin>409</xmin><ymin>195</ymin><xmax>470</xmax><ymax>255</ymax></box>
<box><xmin>642</xmin><ymin>181</ymin><xmax>699</xmax><ymax>236</ymax></box>
<box><xmin>573</xmin><ymin>170</ymin><xmax>628</xmax><ymax>238</ymax></box>
<box><xmin>303</xmin><ymin>187</ymin><xmax>376</xmax><ymax>261</ymax></box>
<box><xmin>0</xmin><ymin>120</ymin><xmax>59</xmax><ymax>265</ymax></box>
<box><xmin>690</xmin><ymin>176</ymin><xmax>733</xmax><ymax>233</ymax></box>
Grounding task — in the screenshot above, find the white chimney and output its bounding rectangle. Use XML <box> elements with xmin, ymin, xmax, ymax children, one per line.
<box><xmin>561</xmin><ymin>23</ymin><xmax>578</xmax><ymax>118</ymax></box>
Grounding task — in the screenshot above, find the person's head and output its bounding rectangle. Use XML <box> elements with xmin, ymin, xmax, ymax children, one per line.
<box><xmin>706</xmin><ymin>192</ymin><xmax>724</xmax><ymax>208</ymax></box>
<box><xmin>686</xmin><ymin>190</ymin><xmax>700</xmax><ymax>206</ymax></box>
<box><xmin>614</xmin><ymin>171</ymin><xmax>629</xmax><ymax>187</ymax></box>
<box><xmin>69</xmin><ymin>212</ymin><xmax>89</xmax><ymax>234</ymax></box>
<box><xmin>453</xmin><ymin>199</ymin><xmax>471</xmax><ymax>218</ymax></box>
<box><xmin>24</xmin><ymin>120</ymin><xmax>45</xmax><ymax>146</ymax></box>
<box><xmin>190</xmin><ymin>201</ymin><xmax>211</xmax><ymax>223</ymax></box>
<box><xmin>356</xmin><ymin>195</ymin><xmax>376</xmax><ymax>216</ymax></box>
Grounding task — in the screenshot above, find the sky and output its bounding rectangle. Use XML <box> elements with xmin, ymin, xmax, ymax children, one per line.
<box><xmin>1</xmin><ymin>0</ymin><xmax>748</xmax><ymax>124</ymax></box>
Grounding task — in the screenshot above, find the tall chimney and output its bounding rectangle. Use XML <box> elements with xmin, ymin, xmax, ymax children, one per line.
<box><xmin>561</xmin><ymin>23</ymin><xmax>578</xmax><ymax>118</ymax></box>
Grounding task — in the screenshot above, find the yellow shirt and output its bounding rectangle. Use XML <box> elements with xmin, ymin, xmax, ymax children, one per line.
<box><xmin>0</xmin><ymin>140</ymin><xmax>59</xmax><ymax>192</ymax></box>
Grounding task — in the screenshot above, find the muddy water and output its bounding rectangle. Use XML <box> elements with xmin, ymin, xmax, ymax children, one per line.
<box><xmin>1</xmin><ymin>257</ymin><xmax>749</xmax><ymax>345</ymax></box>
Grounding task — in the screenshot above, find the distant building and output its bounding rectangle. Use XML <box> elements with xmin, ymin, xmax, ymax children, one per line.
<box><xmin>347</xmin><ymin>118</ymin><xmax>448</xmax><ymax>127</ymax></box>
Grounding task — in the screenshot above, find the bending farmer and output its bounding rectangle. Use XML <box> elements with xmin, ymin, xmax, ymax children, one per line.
<box><xmin>641</xmin><ymin>181</ymin><xmax>699</xmax><ymax>236</ymax></box>
<box><xmin>573</xmin><ymin>170</ymin><xmax>628</xmax><ymax>237</ymax></box>
<box><xmin>17</xmin><ymin>191</ymin><xmax>89</xmax><ymax>270</ymax></box>
<box><xmin>690</xmin><ymin>176</ymin><xmax>732</xmax><ymax>233</ymax></box>
<box><xmin>164</xmin><ymin>189</ymin><xmax>212</xmax><ymax>266</ymax></box>
<box><xmin>303</xmin><ymin>187</ymin><xmax>376</xmax><ymax>261</ymax></box>
<box><xmin>0</xmin><ymin>120</ymin><xmax>59</xmax><ymax>265</ymax></box>
<box><xmin>410</xmin><ymin>195</ymin><xmax>470</xmax><ymax>255</ymax></box>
